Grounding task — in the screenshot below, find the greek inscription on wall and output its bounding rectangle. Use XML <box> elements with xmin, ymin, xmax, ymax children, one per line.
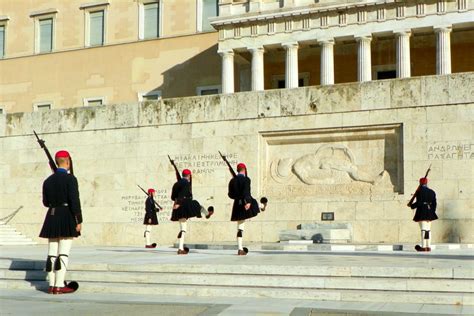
<box><xmin>121</xmin><ymin>189</ymin><xmax>172</xmax><ymax>224</ymax></box>
<box><xmin>427</xmin><ymin>142</ymin><xmax>474</xmax><ymax>160</ymax></box>
<box><xmin>171</xmin><ymin>153</ymin><xmax>238</xmax><ymax>175</ymax></box>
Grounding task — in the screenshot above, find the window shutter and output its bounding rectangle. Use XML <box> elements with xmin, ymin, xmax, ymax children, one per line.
<box><xmin>90</xmin><ymin>10</ymin><xmax>104</xmax><ymax>46</ymax></box>
<box><xmin>202</xmin><ymin>0</ymin><xmax>218</xmax><ymax>32</ymax></box>
<box><xmin>0</xmin><ymin>26</ymin><xmax>4</xmax><ymax>58</ymax></box>
<box><xmin>144</xmin><ymin>3</ymin><xmax>159</xmax><ymax>39</ymax></box>
<box><xmin>39</xmin><ymin>18</ymin><xmax>53</xmax><ymax>52</ymax></box>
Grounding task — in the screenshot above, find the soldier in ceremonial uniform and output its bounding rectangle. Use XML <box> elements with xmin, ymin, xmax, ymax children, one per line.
<box><xmin>39</xmin><ymin>150</ymin><xmax>82</xmax><ymax>294</ymax></box>
<box><xmin>228</xmin><ymin>163</ymin><xmax>261</xmax><ymax>256</ymax></box>
<box><xmin>410</xmin><ymin>177</ymin><xmax>437</xmax><ymax>252</ymax></box>
<box><xmin>144</xmin><ymin>188</ymin><xmax>159</xmax><ymax>248</ymax></box>
<box><xmin>171</xmin><ymin>169</ymin><xmax>213</xmax><ymax>255</ymax></box>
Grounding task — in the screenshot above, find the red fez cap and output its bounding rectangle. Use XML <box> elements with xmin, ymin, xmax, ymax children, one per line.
<box><xmin>55</xmin><ymin>150</ymin><xmax>70</xmax><ymax>159</ymax></box>
<box><xmin>419</xmin><ymin>177</ymin><xmax>428</xmax><ymax>185</ymax></box>
<box><xmin>182</xmin><ymin>169</ymin><xmax>192</xmax><ymax>176</ymax></box>
<box><xmin>147</xmin><ymin>188</ymin><xmax>155</xmax><ymax>194</ymax></box>
<box><xmin>237</xmin><ymin>163</ymin><xmax>246</xmax><ymax>171</ymax></box>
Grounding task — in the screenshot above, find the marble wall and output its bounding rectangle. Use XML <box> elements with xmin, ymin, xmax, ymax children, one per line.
<box><xmin>1</xmin><ymin>73</ymin><xmax>472</xmax><ymax>246</ymax></box>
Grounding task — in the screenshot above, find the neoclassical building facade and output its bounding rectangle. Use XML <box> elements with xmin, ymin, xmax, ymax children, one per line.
<box><xmin>212</xmin><ymin>0</ymin><xmax>473</xmax><ymax>93</ymax></box>
<box><xmin>0</xmin><ymin>0</ymin><xmax>472</xmax><ymax>114</ymax></box>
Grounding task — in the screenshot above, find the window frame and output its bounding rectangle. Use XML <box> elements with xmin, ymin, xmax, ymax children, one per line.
<box><xmin>82</xmin><ymin>3</ymin><xmax>108</xmax><ymax>47</ymax></box>
<box><xmin>196</xmin><ymin>85</ymin><xmax>221</xmax><ymax>96</ymax></box>
<box><xmin>33</xmin><ymin>102</ymin><xmax>53</xmax><ymax>112</ymax></box>
<box><xmin>138</xmin><ymin>90</ymin><xmax>162</xmax><ymax>101</ymax></box>
<box><xmin>197</xmin><ymin>0</ymin><xmax>218</xmax><ymax>33</ymax></box>
<box><xmin>271</xmin><ymin>72</ymin><xmax>310</xmax><ymax>89</ymax></box>
<box><xmin>83</xmin><ymin>97</ymin><xmax>106</xmax><ymax>107</ymax></box>
<box><xmin>138</xmin><ymin>1</ymin><xmax>163</xmax><ymax>40</ymax></box>
<box><xmin>32</xmin><ymin>13</ymin><xmax>57</xmax><ymax>54</ymax></box>
<box><xmin>372</xmin><ymin>64</ymin><xmax>397</xmax><ymax>80</ymax></box>
<box><xmin>0</xmin><ymin>17</ymin><xmax>8</xmax><ymax>58</ymax></box>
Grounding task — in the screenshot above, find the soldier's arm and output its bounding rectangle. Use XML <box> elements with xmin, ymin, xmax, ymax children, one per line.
<box><xmin>68</xmin><ymin>176</ymin><xmax>83</xmax><ymax>224</ymax></box>
<box><xmin>42</xmin><ymin>181</ymin><xmax>49</xmax><ymax>207</ymax></box>
<box><xmin>243</xmin><ymin>177</ymin><xmax>252</xmax><ymax>204</ymax></box>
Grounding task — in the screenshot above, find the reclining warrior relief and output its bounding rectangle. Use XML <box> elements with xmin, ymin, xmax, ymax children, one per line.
<box><xmin>271</xmin><ymin>144</ymin><xmax>388</xmax><ymax>185</ymax></box>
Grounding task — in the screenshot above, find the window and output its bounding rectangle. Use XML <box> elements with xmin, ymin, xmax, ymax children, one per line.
<box><xmin>196</xmin><ymin>85</ymin><xmax>221</xmax><ymax>96</ymax></box>
<box><xmin>0</xmin><ymin>25</ymin><xmax>4</xmax><ymax>58</ymax></box>
<box><xmin>138</xmin><ymin>90</ymin><xmax>161</xmax><ymax>101</ymax></box>
<box><xmin>373</xmin><ymin>65</ymin><xmax>396</xmax><ymax>80</ymax></box>
<box><xmin>144</xmin><ymin>2</ymin><xmax>159</xmax><ymax>39</ymax></box>
<box><xmin>30</xmin><ymin>9</ymin><xmax>57</xmax><ymax>54</ymax></box>
<box><xmin>271</xmin><ymin>73</ymin><xmax>310</xmax><ymax>89</ymax></box>
<box><xmin>89</xmin><ymin>10</ymin><xmax>104</xmax><ymax>46</ymax></box>
<box><xmin>376</xmin><ymin>70</ymin><xmax>396</xmax><ymax>80</ymax></box>
<box><xmin>84</xmin><ymin>97</ymin><xmax>104</xmax><ymax>106</ymax></box>
<box><xmin>33</xmin><ymin>103</ymin><xmax>52</xmax><ymax>111</ymax></box>
<box><xmin>39</xmin><ymin>18</ymin><xmax>53</xmax><ymax>53</ymax></box>
<box><xmin>198</xmin><ymin>0</ymin><xmax>218</xmax><ymax>32</ymax></box>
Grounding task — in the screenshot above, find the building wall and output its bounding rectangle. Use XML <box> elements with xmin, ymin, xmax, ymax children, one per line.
<box><xmin>0</xmin><ymin>32</ymin><xmax>220</xmax><ymax>113</ymax></box>
<box><xmin>1</xmin><ymin>73</ymin><xmax>473</xmax><ymax>246</ymax></box>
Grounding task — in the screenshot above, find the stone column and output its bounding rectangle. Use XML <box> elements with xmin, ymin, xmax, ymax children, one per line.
<box><xmin>249</xmin><ymin>46</ymin><xmax>265</xmax><ymax>91</ymax></box>
<box><xmin>435</xmin><ymin>26</ymin><xmax>452</xmax><ymax>75</ymax></box>
<box><xmin>219</xmin><ymin>49</ymin><xmax>234</xmax><ymax>94</ymax></box>
<box><xmin>282</xmin><ymin>42</ymin><xmax>299</xmax><ymax>88</ymax></box>
<box><xmin>320</xmin><ymin>39</ymin><xmax>334</xmax><ymax>85</ymax></box>
<box><xmin>356</xmin><ymin>36</ymin><xmax>372</xmax><ymax>82</ymax></box>
<box><xmin>395</xmin><ymin>30</ymin><xmax>411</xmax><ymax>78</ymax></box>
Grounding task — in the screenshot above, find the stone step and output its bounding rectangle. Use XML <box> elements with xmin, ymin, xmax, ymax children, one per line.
<box><xmin>174</xmin><ymin>242</ymin><xmax>473</xmax><ymax>252</ymax></box>
<box><xmin>4</xmin><ymin>270</ymin><xmax>472</xmax><ymax>293</ymax></box>
<box><xmin>1</xmin><ymin>259</ymin><xmax>472</xmax><ymax>280</ymax></box>
<box><xmin>0</xmin><ymin>241</ymin><xmax>37</xmax><ymax>246</ymax></box>
<box><xmin>1</xmin><ymin>279</ymin><xmax>472</xmax><ymax>306</ymax></box>
<box><xmin>0</xmin><ymin>232</ymin><xmax>23</xmax><ymax>236</ymax></box>
<box><xmin>0</xmin><ymin>223</ymin><xmax>37</xmax><ymax>246</ymax></box>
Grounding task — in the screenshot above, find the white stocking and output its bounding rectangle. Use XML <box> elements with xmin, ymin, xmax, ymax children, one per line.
<box><xmin>145</xmin><ymin>225</ymin><xmax>152</xmax><ymax>245</ymax></box>
<box><xmin>178</xmin><ymin>219</ymin><xmax>187</xmax><ymax>250</ymax></box>
<box><xmin>237</xmin><ymin>221</ymin><xmax>245</xmax><ymax>251</ymax></box>
<box><xmin>54</xmin><ymin>238</ymin><xmax>73</xmax><ymax>287</ymax></box>
<box><xmin>47</xmin><ymin>239</ymin><xmax>59</xmax><ymax>287</ymax></box>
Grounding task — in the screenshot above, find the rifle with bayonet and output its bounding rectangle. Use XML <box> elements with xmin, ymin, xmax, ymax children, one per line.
<box><xmin>407</xmin><ymin>164</ymin><xmax>432</xmax><ymax>207</ymax></box>
<box><xmin>137</xmin><ymin>184</ymin><xmax>162</xmax><ymax>210</ymax></box>
<box><xmin>34</xmin><ymin>130</ymin><xmax>75</xmax><ymax>175</ymax></box>
<box><xmin>168</xmin><ymin>155</ymin><xmax>181</xmax><ymax>181</ymax></box>
<box><xmin>218</xmin><ymin>151</ymin><xmax>237</xmax><ymax>177</ymax></box>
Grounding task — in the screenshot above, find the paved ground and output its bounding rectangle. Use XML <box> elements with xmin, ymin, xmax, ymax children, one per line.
<box><xmin>1</xmin><ymin>289</ymin><xmax>472</xmax><ymax>315</ymax></box>
<box><xmin>0</xmin><ymin>245</ymin><xmax>473</xmax><ymax>315</ymax></box>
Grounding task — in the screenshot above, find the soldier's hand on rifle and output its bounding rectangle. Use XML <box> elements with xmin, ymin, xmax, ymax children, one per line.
<box><xmin>244</xmin><ymin>203</ymin><xmax>251</xmax><ymax>210</ymax></box>
<box><xmin>76</xmin><ymin>223</ymin><xmax>82</xmax><ymax>233</ymax></box>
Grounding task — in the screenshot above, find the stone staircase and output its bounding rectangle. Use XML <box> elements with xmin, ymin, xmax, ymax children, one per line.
<box><xmin>0</xmin><ymin>258</ymin><xmax>472</xmax><ymax>305</ymax></box>
<box><xmin>0</xmin><ymin>222</ymin><xmax>37</xmax><ymax>246</ymax></box>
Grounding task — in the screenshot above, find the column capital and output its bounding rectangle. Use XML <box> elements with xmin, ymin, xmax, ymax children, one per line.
<box><xmin>248</xmin><ymin>46</ymin><xmax>265</xmax><ymax>53</ymax></box>
<box><xmin>355</xmin><ymin>35</ymin><xmax>372</xmax><ymax>41</ymax></box>
<box><xmin>282</xmin><ymin>41</ymin><xmax>299</xmax><ymax>49</ymax></box>
<box><xmin>393</xmin><ymin>29</ymin><xmax>411</xmax><ymax>36</ymax></box>
<box><xmin>218</xmin><ymin>49</ymin><xmax>234</xmax><ymax>57</ymax></box>
<box><xmin>434</xmin><ymin>25</ymin><xmax>452</xmax><ymax>33</ymax></box>
<box><xmin>318</xmin><ymin>38</ymin><xmax>334</xmax><ymax>45</ymax></box>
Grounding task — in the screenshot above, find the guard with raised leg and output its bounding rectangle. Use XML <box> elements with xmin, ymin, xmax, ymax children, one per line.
<box><xmin>225</xmin><ymin>161</ymin><xmax>268</xmax><ymax>256</ymax></box>
<box><xmin>169</xmin><ymin>156</ymin><xmax>214</xmax><ymax>255</ymax></box>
